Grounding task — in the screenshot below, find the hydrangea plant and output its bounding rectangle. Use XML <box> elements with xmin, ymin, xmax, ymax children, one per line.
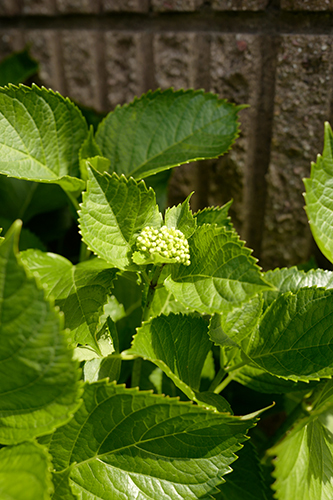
<box><xmin>1</xmin><ymin>83</ymin><xmax>333</xmax><ymax>500</ymax></box>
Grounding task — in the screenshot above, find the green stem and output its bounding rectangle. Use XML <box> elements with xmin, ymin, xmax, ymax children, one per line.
<box><xmin>142</xmin><ymin>264</ymin><xmax>164</xmax><ymax>322</ymax></box>
<box><xmin>214</xmin><ymin>373</ymin><xmax>234</xmax><ymax>394</ymax></box>
<box><xmin>79</xmin><ymin>240</ymin><xmax>91</xmax><ymax>262</ymax></box>
<box><xmin>131</xmin><ymin>358</ymin><xmax>143</xmax><ymax>388</ymax></box>
<box><xmin>208</xmin><ymin>366</ymin><xmax>226</xmax><ymax>392</ymax></box>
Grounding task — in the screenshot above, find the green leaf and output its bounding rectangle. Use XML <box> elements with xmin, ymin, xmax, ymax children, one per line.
<box><xmin>130</xmin><ymin>313</ymin><xmax>212</xmax><ymax>401</ymax></box>
<box><xmin>0</xmin><ymin>48</ymin><xmax>38</xmax><ymax>86</ymax></box>
<box><xmin>20</xmin><ymin>249</ymin><xmax>117</xmax><ymax>349</ymax></box>
<box><xmin>79</xmin><ymin>167</ymin><xmax>162</xmax><ymax>270</ymax></box>
<box><xmin>144</xmin><ymin>169</ymin><xmax>173</xmax><ymax>212</ymax></box>
<box><xmin>0</xmin><ymin>84</ymin><xmax>87</xmax><ymax>195</ymax></box>
<box><xmin>49</xmin><ymin>380</ymin><xmax>257</xmax><ymax>500</ymax></box>
<box><xmin>270</xmin><ymin>417</ymin><xmax>333</xmax><ymax>500</ymax></box>
<box><xmin>195</xmin><ymin>200</ymin><xmax>234</xmax><ymax>231</ymax></box>
<box><xmin>0</xmin><ymin>221</ymin><xmax>81</xmax><ymax>444</ymax></box>
<box><xmin>95</xmin><ymin>88</ymin><xmax>242</xmax><ymax>179</ymax></box>
<box><xmin>0</xmin><ymin>441</ymin><xmax>53</xmax><ymax>500</ymax></box>
<box><xmin>304</xmin><ymin>122</ymin><xmax>333</xmax><ymax>264</ymax></box>
<box><xmin>263</xmin><ymin>266</ymin><xmax>333</xmax><ymax>310</ymax></box>
<box><xmin>209</xmin><ymin>295</ymin><xmax>263</xmax><ymax>348</ymax></box>
<box><xmin>246</xmin><ymin>287</ymin><xmax>333</xmax><ymax>380</ymax></box>
<box><xmin>0</xmin><ymin>174</ymin><xmax>69</xmax><ymax>223</ymax></box>
<box><xmin>79</xmin><ymin>127</ymin><xmax>110</xmax><ymax>182</ymax></box>
<box><xmin>52</xmin><ymin>466</ymin><xmax>78</xmax><ymax>500</ymax></box>
<box><xmin>164</xmin><ymin>194</ymin><xmax>197</xmax><ymax>239</ymax></box>
<box><xmin>165</xmin><ymin>225</ymin><xmax>272</xmax><ymax>315</ymax></box>
<box><xmin>213</xmin><ymin>441</ymin><xmax>267</xmax><ymax>500</ymax></box>
<box><xmin>0</xmin><ymin>216</ymin><xmax>46</xmax><ymax>251</ymax></box>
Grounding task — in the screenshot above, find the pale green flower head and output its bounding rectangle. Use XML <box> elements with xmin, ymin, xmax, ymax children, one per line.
<box><xmin>136</xmin><ymin>225</ymin><xmax>191</xmax><ymax>266</ymax></box>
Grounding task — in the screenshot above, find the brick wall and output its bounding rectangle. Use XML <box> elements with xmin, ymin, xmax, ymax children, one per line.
<box><xmin>1</xmin><ymin>0</ymin><xmax>333</xmax><ymax>269</ymax></box>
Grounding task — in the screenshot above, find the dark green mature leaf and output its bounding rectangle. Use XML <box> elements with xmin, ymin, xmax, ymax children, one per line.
<box><xmin>49</xmin><ymin>380</ymin><xmax>257</xmax><ymax>500</ymax></box>
<box><xmin>246</xmin><ymin>288</ymin><xmax>333</xmax><ymax>380</ymax></box>
<box><xmin>0</xmin><ymin>216</ymin><xmax>46</xmax><ymax>251</ymax></box>
<box><xmin>304</xmin><ymin>122</ymin><xmax>333</xmax><ymax>264</ymax></box>
<box><xmin>264</xmin><ymin>266</ymin><xmax>333</xmax><ymax>310</ymax></box>
<box><xmin>165</xmin><ymin>225</ymin><xmax>271</xmax><ymax>315</ymax></box>
<box><xmin>131</xmin><ymin>313</ymin><xmax>212</xmax><ymax>401</ymax></box>
<box><xmin>0</xmin><ymin>441</ymin><xmax>53</xmax><ymax>500</ymax></box>
<box><xmin>0</xmin><ymin>221</ymin><xmax>81</xmax><ymax>444</ymax></box>
<box><xmin>52</xmin><ymin>466</ymin><xmax>78</xmax><ymax>500</ymax></box>
<box><xmin>79</xmin><ymin>167</ymin><xmax>162</xmax><ymax>270</ymax></box>
<box><xmin>214</xmin><ymin>441</ymin><xmax>267</xmax><ymax>500</ymax></box>
<box><xmin>195</xmin><ymin>200</ymin><xmax>234</xmax><ymax>231</ymax></box>
<box><xmin>95</xmin><ymin>88</ymin><xmax>242</xmax><ymax>179</ymax></box>
<box><xmin>0</xmin><ymin>48</ymin><xmax>38</xmax><ymax>86</ymax></box>
<box><xmin>20</xmin><ymin>249</ymin><xmax>117</xmax><ymax>349</ymax></box>
<box><xmin>270</xmin><ymin>416</ymin><xmax>333</xmax><ymax>500</ymax></box>
<box><xmin>0</xmin><ymin>84</ymin><xmax>87</xmax><ymax>195</ymax></box>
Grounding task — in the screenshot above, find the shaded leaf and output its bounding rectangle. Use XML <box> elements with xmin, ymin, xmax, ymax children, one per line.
<box><xmin>20</xmin><ymin>249</ymin><xmax>117</xmax><ymax>349</ymax></box>
<box><xmin>0</xmin><ymin>221</ymin><xmax>81</xmax><ymax>444</ymax></box>
<box><xmin>95</xmin><ymin>88</ymin><xmax>242</xmax><ymax>179</ymax></box>
<box><xmin>0</xmin><ymin>47</ymin><xmax>38</xmax><ymax>86</ymax></box>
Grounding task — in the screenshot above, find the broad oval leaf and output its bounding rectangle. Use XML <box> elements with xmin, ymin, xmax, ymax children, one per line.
<box><xmin>0</xmin><ymin>84</ymin><xmax>87</xmax><ymax>194</ymax></box>
<box><xmin>130</xmin><ymin>313</ymin><xmax>213</xmax><ymax>402</ymax></box>
<box><xmin>165</xmin><ymin>225</ymin><xmax>272</xmax><ymax>315</ymax></box>
<box><xmin>246</xmin><ymin>287</ymin><xmax>333</xmax><ymax>380</ymax></box>
<box><xmin>48</xmin><ymin>380</ymin><xmax>257</xmax><ymax>500</ymax></box>
<box><xmin>304</xmin><ymin>122</ymin><xmax>333</xmax><ymax>264</ymax></box>
<box><xmin>95</xmin><ymin>88</ymin><xmax>242</xmax><ymax>179</ymax></box>
<box><xmin>20</xmin><ymin>249</ymin><xmax>117</xmax><ymax>349</ymax></box>
<box><xmin>0</xmin><ymin>441</ymin><xmax>53</xmax><ymax>500</ymax></box>
<box><xmin>79</xmin><ymin>167</ymin><xmax>162</xmax><ymax>270</ymax></box>
<box><xmin>0</xmin><ymin>221</ymin><xmax>81</xmax><ymax>444</ymax></box>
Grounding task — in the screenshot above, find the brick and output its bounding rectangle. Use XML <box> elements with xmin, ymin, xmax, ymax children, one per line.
<box><xmin>261</xmin><ymin>35</ymin><xmax>333</xmax><ymax>269</ymax></box>
<box><xmin>212</xmin><ymin>0</ymin><xmax>268</xmax><ymax>10</ymax></box>
<box><xmin>61</xmin><ymin>30</ymin><xmax>101</xmax><ymax>110</ymax></box>
<box><xmin>0</xmin><ymin>30</ymin><xmax>24</xmax><ymax>61</ymax></box>
<box><xmin>0</xmin><ymin>0</ymin><xmax>21</xmax><ymax>15</ymax></box>
<box><xmin>24</xmin><ymin>30</ymin><xmax>64</xmax><ymax>93</ymax></box>
<box><xmin>105</xmin><ymin>32</ymin><xmax>151</xmax><ymax>110</ymax></box>
<box><xmin>56</xmin><ymin>0</ymin><xmax>99</xmax><ymax>13</ymax></box>
<box><xmin>151</xmin><ymin>0</ymin><xmax>202</xmax><ymax>11</ymax></box>
<box><xmin>208</xmin><ymin>34</ymin><xmax>262</xmax><ymax>236</ymax></box>
<box><xmin>153</xmin><ymin>32</ymin><xmax>198</xmax><ymax>90</ymax></box>
<box><xmin>22</xmin><ymin>0</ymin><xmax>57</xmax><ymax>15</ymax></box>
<box><xmin>281</xmin><ymin>0</ymin><xmax>333</xmax><ymax>10</ymax></box>
<box><xmin>102</xmin><ymin>0</ymin><xmax>149</xmax><ymax>11</ymax></box>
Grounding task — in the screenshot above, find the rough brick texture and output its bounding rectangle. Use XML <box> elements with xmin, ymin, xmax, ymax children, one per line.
<box><xmin>281</xmin><ymin>0</ymin><xmax>333</xmax><ymax>10</ymax></box>
<box><xmin>103</xmin><ymin>0</ymin><xmax>149</xmax><ymax>12</ymax></box>
<box><xmin>212</xmin><ymin>0</ymin><xmax>269</xmax><ymax>10</ymax></box>
<box><xmin>56</xmin><ymin>0</ymin><xmax>99</xmax><ymax>13</ymax></box>
<box><xmin>261</xmin><ymin>35</ymin><xmax>333</xmax><ymax>269</ymax></box>
<box><xmin>0</xmin><ymin>0</ymin><xmax>21</xmax><ymax>15</ymax></box>
<box><xmin>22</xmin><ymin>0</ymin><xmax>57</xmax><ymax>15</ymax></box>
<box><xmin>152</xmin><ymin>0</ymin><xmax>202</xmax><ymax>11</ymax></box>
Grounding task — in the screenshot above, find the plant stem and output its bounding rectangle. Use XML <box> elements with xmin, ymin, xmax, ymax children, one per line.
<box><xmin>142</xmin><ymin>264</ymin><xmax>164</xmax><ymax>322</ymax></box>
<box><xmin>131</xmin><ymin>358</ymin><xmax>143</xmax><ymax>388</ymax></box>
<box><xmin>213</xmin><ymin>373</ymin><xmax>234</xmax><ymax>394</ymax></box>
<box><xmin>208</xmin><ymin>366</ymin><xmax>226</xmax><ymax>392</ymax></box>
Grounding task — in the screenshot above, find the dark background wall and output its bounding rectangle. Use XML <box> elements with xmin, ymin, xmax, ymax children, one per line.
<box><xmin>1</xmin><ymin>0</ymin><xmax>333</xmax><ymax>269</ymax></box>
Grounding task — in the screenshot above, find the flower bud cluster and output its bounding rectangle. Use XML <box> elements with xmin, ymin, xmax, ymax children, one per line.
<box><xmin>137</xmin><ymin>225</ymin><xmax>191</xmax><ymax>265</ymax></box>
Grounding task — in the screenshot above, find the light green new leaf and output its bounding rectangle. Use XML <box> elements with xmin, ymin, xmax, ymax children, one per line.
<box><xmin>95</xmin><ymin>88</ymin><xmax>242</xmax><ymax>179</ymax></box>
<box><xmin>270</xmin><ymin>417</ymin><xmax>333</xmax><ymax>500</ymax></box>
<box><xmin>0</xmin><ymin>441</ymin><xmax>53</xmax><ymax>500</ymax></box>
<box><xmin>246</xmin><ymin>287</ymin><xmax>333</xmax><ymax>380</ymax></box>
<box><xmin>130</xmin><ymin>313</ymin><xmax>212</xmax><ymax>401</ymax></box>
<box><xmin>164</xmin><ymin>194</ymin><xmax>197</xmax><ymax>239</ymax></box>
<box><xmin>20</xmin><ymin>249</ymin><xmax>117</xmax><ymax>349</ymax></box>
<box><xmin>264</xmin><ymin>266</ymin><xmax>333</xmax><ymax>310</ymax></box>
<box><xmin>304</xmin><ymin>122</ymin><xmax>333</xmax><ymax>264</ymax></box>
<box><xmin>49</xmin><ymin>380</ymin><xmax>257</xmax><ymax>500</ymax></box>
<box><xmin>195</xmin><ymin>200</ymin><xmax>234</xmax><ymax>231</ymax></box>
<box><xmin>79</xmin><ymin>167</ymin><xmax>162</xmax><ymax>270</ymax></box>
<box><xmin>0</xmin><ymin>84</ymin><xmax>87</xmax><ymax>195</ymax></box>
<box><xmin>214</xmin><ymin>441</ymin><xmax>267</xmax><ymax>500</ymax></box>
<box><xmin>0</xmin><ymin>221</ymin><xmax>81</xmax><ymax>444</ymax></box>
<box><xmin>165</xmin><ymin>225</ymin><xmax>271</xmax><ymax>315</ymax></box>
